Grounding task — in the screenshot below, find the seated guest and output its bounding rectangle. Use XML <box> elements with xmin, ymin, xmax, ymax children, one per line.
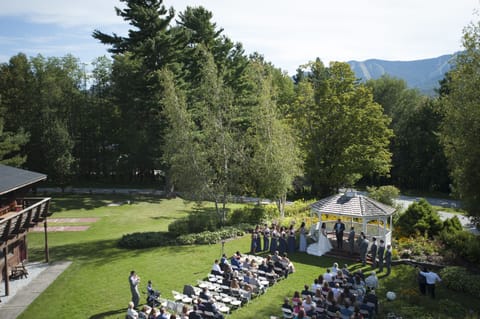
<box><xmin>365</xmin><ymin>271</ymin><xmax>379</xmax><ymax>291</ymax></box>
<box><xmin>138</xmin><ymin>305</ymin><xmax>151</xmax><ymax>319</ymax></box>
<box><xmin>313</xmin><ymin>288</ymin><xmax>324</xmax><ymax>303</ymax></box>
<box><xmin>294</xmin><ymin>309</ymin><xmax>306</xmax><ymax>319</ymax></box>
<box><xmin>203</xmin><ymin>299</ymin><xmax>224</xmax><ymax>319</ymax></box>
<box><xmin>332</xmin><ymin>283</ymin><xmax>342</xmax><ymax>301</ymax></box>
<box><xmin>220</xmin><ymin>253</ymin><xmax>229</xmax><ymax>271</ymax></box>
<box><xmin>231</xmin><ymin>254</ymin><xmax>242</xmax><ymax>269</ymax></box>
<box><xmin>302</xmin><ymin>295</ymin><xmax>316</xmax><ymax>316</ymax></box>
<box><xmin>341</xmin><ymin>264</ymin><xmax>350</xmax><ymax>277</ymax></box>
<box><xmin>230</xmin><ymin>278</ymin><xmax>241</xmax><ymax>290</ymax></box>
<box><xmin>359</xmin><ymin>298</ymin><xmax>375</xmax><ymax>318</ymax></box>
<box><xmin>321</xmin><ymin>280</ymin><xmax>331</xmax><ymax>294</ymax></box>
<box><xmin>127</xmin><ymin>301</ymin><xmax>138</xmax><ymax>319</ymax></box>
<box><xmin>281</xmin><ymin>297</ymin><xmax>294</xmax><ymax>311</ymax></box>
<box><xmin>282</xmin><ymin>253</ymin><xmax>295</xmax><ymax>273</ymax></box>
<box><xmin>291</xmin><ymin>291</ymin><xmax>302</xmax><ymax>313</ymax></box>
<box><xmin>258</xmin><ymin>260</ymin><xmax>268</xmax><ymax>272</ymax></box>
<box><xmin>157</xmin><ymin>307</ymin><xmax>170</xmax><ymax>319</ymax></box>
<box><xmin>331</xmin><ymin>262</ymin><xmax>339</xmax><ymax>275</ymax></box>
<box><xmin>199</xmin><ymin>287</ymin><xmax>211</xmax><ymax>301</ymax></box>
<box><xmin>211</xmin><ymin>259</ymin><xmax>224</xmax><ymax>275</ymax></box>
<box><xmin>323</xmin><ymin>269</ymin><xmax>334</xmax><ymax>283</ymax></box>
<box><xmin>188</xmin><ymin>305</ymin><xmax>202</xmax><ymax>319</ymax></box>
<box><xmin>301</xmin><ymin>284</ymin><xmax>313</xmax><ymax>297</ymax></box>
<box><xmin>243</xmin><ymin>257</ymin><xmax>251</xmax><ymax>270</ymax></box>
<box><xmin>312</xmin><ymin>278</ymin><xmax>322</xmax><ymax>292</ymax></box>
<box><xmin>364</xmin><ymin>289</ymin><xmax>379</xmax><ymax>314</ymax></box>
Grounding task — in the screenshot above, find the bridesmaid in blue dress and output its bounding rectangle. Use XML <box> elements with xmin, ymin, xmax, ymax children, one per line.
<box><xmin>278</xmin><ymin>227</ymin><xmax>287</xmax><ymax>255</ymax></box>
<box><xmin>287</xmin><ymin>224</ymin><xmax>296</xmax><ymax>253</ymax></box>
<box><xmin>250</xmin><ymin>228</ymin><xmax>257</xmax><ymax>254</ymax></box>
<box><xmin>255</xmin><ymin>225</ymin><xmax>262</xmax><ymax>252</ymax></box>
<box><xmin>263</xmin><ymin>224</ymin><xmax>270</xmax><ymax>252</ymax></box>
<box><xmin>270</xmin><ymin>225</ymin><xmax>278</xmax><ymax>254</ymax></box>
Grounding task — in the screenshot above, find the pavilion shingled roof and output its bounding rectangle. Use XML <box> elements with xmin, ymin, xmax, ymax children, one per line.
<box><xmin>310</xmin><ymin>193</ymin><xmax>396</xmax><ymax>218</ymax></box>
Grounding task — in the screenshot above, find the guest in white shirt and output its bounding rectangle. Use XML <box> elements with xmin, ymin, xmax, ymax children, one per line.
<box><xmin>212</xmin><ymin>259</ymin><xmax>224</xmax><ymax>275</ymax></box>
<box><xmin>127</xmin><ymin>301</ymin><xmax>139</xmax><ymax>319</ymax></box>
<box><xmin>323</xmin><ymin>268</ymin><xmax>334</xmax><ymax>282</ymax></box>
<box><xmin>419</xmin><ymin>267</ymin><xmax>441</xmax><ymax>298</ymax></box>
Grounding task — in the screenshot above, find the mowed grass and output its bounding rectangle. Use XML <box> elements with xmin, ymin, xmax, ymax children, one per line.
<box><xmin>19</xmin><ymin>195</ymin><xmax>480</xmax><ymax>319</ymax></box>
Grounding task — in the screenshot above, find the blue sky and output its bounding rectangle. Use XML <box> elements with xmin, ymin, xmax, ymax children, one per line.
<box><xmin>0</xmin><ymin>0</ymin><xmax>478</xmax><ymax>75</ymax></box>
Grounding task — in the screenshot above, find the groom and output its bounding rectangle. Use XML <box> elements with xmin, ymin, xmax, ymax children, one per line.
<box><xmin>333</xmin><ymin>218</ymin><xmax>345</xmax><ymax>249</ymax></box>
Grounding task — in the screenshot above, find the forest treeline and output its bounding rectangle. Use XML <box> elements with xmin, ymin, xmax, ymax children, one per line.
<box><xmin>0</xmin><ymin>0</ymin><xmax>479</xmax><ymax>217</ymax></box>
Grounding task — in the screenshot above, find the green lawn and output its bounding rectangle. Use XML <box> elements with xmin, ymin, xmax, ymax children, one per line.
<box><xmin>19</xmin><ymin>195</ymin><xmax>480</xmax><ymax>319</ymax></box>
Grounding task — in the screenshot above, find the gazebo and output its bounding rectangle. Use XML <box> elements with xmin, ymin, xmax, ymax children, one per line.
<box><xmin>309</xmin><ymin>189</ymin><xmax>396</xmax><ymax>248</ymax></box>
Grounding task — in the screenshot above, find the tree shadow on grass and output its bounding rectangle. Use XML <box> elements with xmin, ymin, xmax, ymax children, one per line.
<box><xmin>88</xmin><ymin>308</ymin><xmax>125</xmax><ymax>319</ymax></box>
<box><xmin>48</xmin><ymin>194</ymin><xmax>163</xmax><ymax>213</ymax></box>
<box><xmin>30</xmin><ymin>236</ymin><xmax>205</xmax><ymax>267</ymax></box>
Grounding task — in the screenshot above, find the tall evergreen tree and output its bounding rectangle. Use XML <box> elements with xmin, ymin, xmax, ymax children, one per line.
<box><xmin>440</xmin><ymin>20</ymin><xmax>480</xmax><ymax>216</ymax></box>
<box><xmin>93</xmin><ymin>0</ymin><xmax>180</xmax><ymax>182</ymax></box>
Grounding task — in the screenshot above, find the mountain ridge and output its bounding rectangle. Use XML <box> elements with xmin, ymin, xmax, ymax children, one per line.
<box><xmin>348</xmin><ymin>53</ymin><xmax>458</xmax><ymax>95</ymax></box>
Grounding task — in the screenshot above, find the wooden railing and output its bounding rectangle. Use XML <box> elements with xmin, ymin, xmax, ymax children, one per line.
<box><xmin>0</xmin><ymin>197</ymin><xmax>51</xmax><ymax>247</ymax></box>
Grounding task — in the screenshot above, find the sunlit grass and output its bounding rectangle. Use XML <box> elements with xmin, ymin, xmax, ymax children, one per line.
<box><xmin>18</xmin><ymin>195</ymin><xmax>480</xmax><ymax>319</ymax></box>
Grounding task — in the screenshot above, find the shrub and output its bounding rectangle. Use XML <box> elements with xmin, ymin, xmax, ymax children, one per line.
<box><xmin>168</xmin><ymin>208</ymin><xmax>219</xmax><ymax>236</ymax></box>
<box><xmin>367</xmin><ymin>185</ymin><xmax>400</xmax><ymax>206</ymax></box>
<box><xmin>118</xmin><ymin>232</ymin><xmax>176</xmax><ymax>249</ymax></box>
<box><xmin>120</xmin><ymin>226</ymin><xmax>247</xmax><ymax>248</ymax></box>
<box><xmin>440</xmin><ymin>266</ymin><xmax>480</xmax><ymax>296</ymax></box>
<box><xmin>284</xmin><ymin>199</ymin><xmax>315</xmax><ymax>217</ymax></box>
<box><xmin>177</xmin><ymin>227</ymin><xmax>246</xmax><ymax>245</ymax></box>
<box><xmin>395</xmin><ymin>199</ymin><xmax>442</xmax><ymax>237</ymax></box>
<box><xmin>442</xmin><ymin>215</ymin><xmax>463</xmax><ymax>233</ymax></box>
<box><xmin>227</xmin><ymin>205</ymin><xmax>267</xmax><ymax>225</ymax></box>
<box><xmin>439</xmin><ymin>230</ymin><xmax>480</xmax><ymax>264</ymax></box>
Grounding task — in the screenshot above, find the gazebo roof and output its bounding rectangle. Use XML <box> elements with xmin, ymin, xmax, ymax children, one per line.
<box><xmin>310</xmin><ymin>192</ymin><xmax>396</xmax><ymax>218</ymax></box>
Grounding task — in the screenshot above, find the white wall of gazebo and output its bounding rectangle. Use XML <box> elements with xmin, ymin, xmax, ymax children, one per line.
<box><xmin>309</xmin><ymin>190</ymin><xmax>396</xmax><ymax>247</ymax></box>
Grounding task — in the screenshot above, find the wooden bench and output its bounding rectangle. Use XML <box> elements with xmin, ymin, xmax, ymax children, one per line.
<box><xmin>10</xmin><ymin>261</ymin><xmax>28</xmax><ymax>280</ymax></box>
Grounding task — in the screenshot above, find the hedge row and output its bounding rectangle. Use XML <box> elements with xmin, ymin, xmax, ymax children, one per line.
<box><xmin>118</xmin><ymin>225</ymin><xmax>250</xmax><ymax>249</ymax></box>
<box><xmin>440</xmin><ymin>266</ymin><xmax>480</xmax><ymax>296</ymax></box>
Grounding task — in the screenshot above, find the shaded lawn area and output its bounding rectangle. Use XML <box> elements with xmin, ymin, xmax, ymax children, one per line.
<box><xmin>19</xmin><ymin>196</ymin><xmax>480</xmax><ymax>319</ymax></box>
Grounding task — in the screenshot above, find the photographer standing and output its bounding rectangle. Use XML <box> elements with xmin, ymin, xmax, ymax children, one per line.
<box><xmin>129</xmin><ymin>270</ymin><xmax>141</xmax><ymax>307</ymax></box>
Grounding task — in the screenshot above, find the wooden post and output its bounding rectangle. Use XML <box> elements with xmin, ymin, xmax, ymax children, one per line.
<box><xmin>3</xmin><ymin>246</ymin><xmax>9</xmax><ymax>296</ymax></box>
<box><xmin>44</xmin><ymin>219</ymin><xmax>49</xmax><ymax>263</ymax></box>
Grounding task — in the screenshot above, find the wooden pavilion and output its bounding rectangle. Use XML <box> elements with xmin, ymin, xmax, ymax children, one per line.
<box><xmin>0</xmin><ymin>164</ymin><xmax>51</xmax><ymax>296</ymax></box>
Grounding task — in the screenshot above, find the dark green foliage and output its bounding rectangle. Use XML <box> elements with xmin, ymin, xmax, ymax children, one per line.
<box><xmin>395</xmin><ymin>199</ymin><xmax>443</xmax><ymax>237</ymax></box>
<box><xmin>118</xmin><ymin>231</ymin><xmax>176</xmax><ymax>249</ymax></box>
<box><xmin>366</xmin><ymin>185</ymin><xmax>400</xmax><ymax>206</ymax></box>
<box><xmin>176</xmin><ymin>227</ymin><xmax>245</xmax><ymax>245</ymax></box>
<box><xmin>442</xmin><ymin>215</ymin><xmax>463</xmax><ymax>233</ymax></box>
<box><xmin>439</xmin><ymin>229</ymin><xmax>480</xmax><ymax>264</ymax></box>
<box><xmin>118</xmin><ymin>226</ymin><xmax>246</xmax><ymax>248</ymax></box>
<box><xmin>228</xmin><ymin>205</ymin><xmax>267</xmax><ymax>226</ymax></box>
<box><xmin>293</xmin><ymin>60</ymin><xmax>393</xmax><ymax>196</ymax></box>
<box><xmin>367</xmin><ymin>76</ymin><xmax>450</xmax><ymax>192</ymax></box>
<box><xmin>167</xmin><ymin>208</ymin><xmax>219</xmax><ymax>236</ymax></box>
<box><xmin>440</xmin><ymin>21</ymin><xmax>480</xmax><ymax>217</ymax></box>
<box><xmin>440</xmin><ymin>266</ymin><xmax>480</xmax><ymax>296</ymax></box>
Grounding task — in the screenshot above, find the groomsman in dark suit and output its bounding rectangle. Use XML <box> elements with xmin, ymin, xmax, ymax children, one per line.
<box><xmin>369</xmin><ymin>237</ymin><xmax>378</xmax><ymax>268</ymax></box>
<box><xmin>333</xmin><ymin>218</ymin><xmax>346</xmax><ymax>249</ymax></box>
<box><xmin>385</xmin><ymin>244</ymin><xmax>392</xmax><ymax>275</ymax></box>
<box><xmin>377</xmin><ymin>240</ymin><xmax>386</xmax><ymax>272</ymax></box>
<box><xmin>348</xmin><ymin>226</ymin><xmax>355</xmax><ymax>255</ymax></box>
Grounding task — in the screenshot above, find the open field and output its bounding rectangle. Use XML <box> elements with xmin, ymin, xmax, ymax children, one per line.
<box><xmin>19</xmin><ymin>195</ymin><xmax>480</xmax><ymax>319</ymax></box>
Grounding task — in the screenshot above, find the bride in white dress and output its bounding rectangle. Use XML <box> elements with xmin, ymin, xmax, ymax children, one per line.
<box><xmin>307</xmin><ymin>222</ymin><xmax>333</xmax><ymax>256</ymax></box>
